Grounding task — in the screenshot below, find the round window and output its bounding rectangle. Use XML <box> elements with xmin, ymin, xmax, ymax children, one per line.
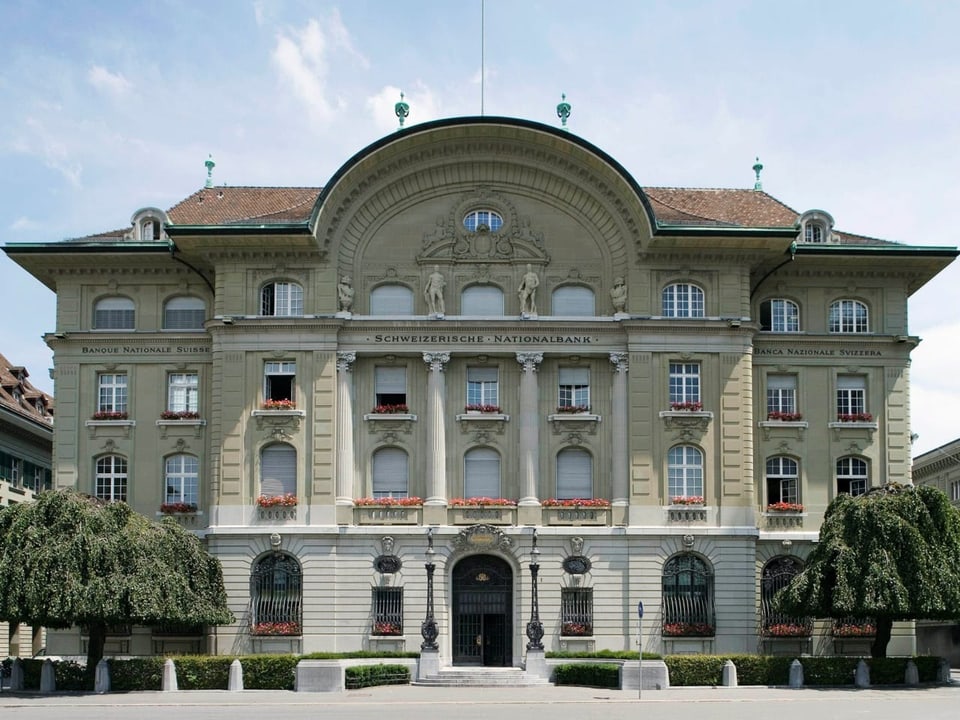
<box><xmin>463</xmin><ymin>209</ymin><xmax>503</xmax><ymax>232</ymax></box>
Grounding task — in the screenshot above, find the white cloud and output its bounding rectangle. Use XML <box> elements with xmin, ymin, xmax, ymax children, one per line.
<box><xmin>9</xmin><ymin>216</ymin><xmax>40</xmax><ymax>231</ymax></box>
<box><xmin>271</xmin><ymin>11</ymin><xmax>365</xmax><ymax>125</ymax></box>
<box><xmin>367</xmin><ymin>82</ymin><xmax>442</xmax><ymax>134</ymax></box>
<box><xmin>21</xmin><ymin>116</ymin><xmax>83</xmax><ymax>187</ymax></box>
<box><xmin>87</xmin><ymin>65</ymin><xmax>132</xmax><ymax>97</ymax></box>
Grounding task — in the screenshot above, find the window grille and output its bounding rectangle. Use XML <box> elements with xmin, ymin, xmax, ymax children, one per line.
<box><xmin>560</xmin><ymin>588</ymin><xmax>593</xmax><ymax>636</ymax></box>
<box><xmin>250</xmin><ymin>553</ymin><xmax>302</xmax><ymax>633</ymax></box>
<box><xmin>760</xmin><ymin>557</ymin><xmax>811</xmax><ymax>635</ymax></box>
<box><xmin>372</xmin><ymin>587</ymin><xmax>403</xmax><ymax>635</ymax></box>
<box><xmin>662</xmin><ymin>554</ymin><xmax>714</xmax><ymax>635</ymax></box>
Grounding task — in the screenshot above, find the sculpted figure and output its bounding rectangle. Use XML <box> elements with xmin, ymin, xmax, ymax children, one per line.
<box><xmin>518</xmin><ymin>263</ymin><xmax>540</xmax><ymax>315</ymax></box>
<box><xmin>337</xmin><ymin>275</ymin><xmax>354</xmax><ymax>312</ymax></box>
<box><xmin>610</xmin><ymin>276</ymin><xmax>627</xmax><ymax>314</ymax></box>
<box><xmin>424</xmin><ymin>265</ymin><xmax>446</xmax><ymax>315</ymax></box>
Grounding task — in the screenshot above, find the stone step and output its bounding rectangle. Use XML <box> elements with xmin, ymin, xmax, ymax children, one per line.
<box><xmin>414</xmin><ymin>667</ymin><xmax>550</xmax><ymax>687</ymax></box>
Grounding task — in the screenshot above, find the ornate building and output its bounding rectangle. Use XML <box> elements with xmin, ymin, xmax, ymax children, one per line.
<box><xmin>4</xmin><ymin>116</ymin><xmax>956</xmax><ymax>663</ymax></box>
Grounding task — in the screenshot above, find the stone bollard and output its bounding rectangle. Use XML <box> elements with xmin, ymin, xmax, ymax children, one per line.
<box><xmin>94</xmin><ymin>658</ymin><xmax>110</xmax><ymax>694</ymax></box>
<box><xmin>39</xmin><ymin>659</ymin><xmax>56</xmax><ymax>694</ymax></box>
<box><xmin>9</xmin><ymin>658</ymin><xmax>24</xmax><ymax>691</ymax></box>
<box><xmin>937</xmin><ymin>658</ymin><xmax>951</xmax><ymax>683</ymax></box>
<box><xmin>904</xmin><ymin>660</ymin><xmax>919</xmax><ymax>686</ymax></box>
<box><xmin>162</xmin><ymin>658</ymin><xmax>178</xmax><ymax>691</ymax></box>
<box><xmin>722</xmin><ymin>659</ymin><xmax>738</xmax><ymax>687</ymax></box>
<box><xmin>854</xmin><ymin>659</ymin><xmax>870</xmax><ymax>688</ymax></box>
<box><xmin>228</xmin><ymin>659</ymin><xmax>244</xmax><ymax>691</ymax></box>
<box><xmin>788</xmin><ymin>659</ymin><xmax>804</xmax><ymax>688</ymax></box>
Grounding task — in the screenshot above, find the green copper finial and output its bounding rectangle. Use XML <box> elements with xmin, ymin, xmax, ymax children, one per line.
<box><xmin>395</xmin><ymin>92</ymin><xmax>410</xmax><ymax>130</ymax></box>
<box><xmin>204</xmin><ymin>154</ymin><xmax>216</xmax><ymax>189</ymax></box>
<box><xmin>752</xmin><ymin>156</ymin><xmax>764</xmax><ymax>191</ymax></box>
<box><xmin>556</xmin><ymin>93</ymin><xmax>571</xmax><ymax>130</ymax></box>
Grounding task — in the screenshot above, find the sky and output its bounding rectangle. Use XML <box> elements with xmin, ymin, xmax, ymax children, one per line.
<box><xmin>1</xmin><ymin>0</ymin><xmax>958</xmax><ymax>455</ymax></box>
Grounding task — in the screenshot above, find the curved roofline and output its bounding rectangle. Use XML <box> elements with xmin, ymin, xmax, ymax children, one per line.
<box><xmin>309</xmin><ymin>115</ymin><xmax>657</xmax><ymax>229</ymax></box>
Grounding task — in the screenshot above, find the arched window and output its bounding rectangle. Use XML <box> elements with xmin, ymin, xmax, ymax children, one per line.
<box><xmin>165</xmin><ymin>454</ymin><xmax>199</xmax><ymax>506</ymax></box>
<box><xmin>804</xmin><ymin>223</ymin><xmax>824</xmax><ymax>243</ymax></box>
<box><xmin>837</xmin><ymin>457</ymin><xmax>868</xmax><ymax>496</ymax></box>
<box><xmin>369</xmin><ymin>284</ymin><xmax>414</xmax><ymax>315</ymax></box>
<box><xmin>760</xmin><ymin>557</ymin><xmax>810</xmax><ymax>637</ymax></box>
<box><xmin>260</xmin><ymin>281</ymin><xmax>303</xmax><ymax>317</ymax></box>
<box><xmin>95</xmin><ymin>455</ymin><xmax>128</xmax><ymax>502</ymax></box>
<box><xmin>759</xmin><ymin>298</ymin><xmax>800</xmax><ymax>332</ymax></box>
<box><xmin>464</xmin><ymin>448</ymin><xmax>501</xmax><ymax>498</ymax></box>
<box><xmin>552</xmin><ymin>286</ymin><xmax>595</xmax><ymax>316</ymax></box>
<box><xmin>460</xmin><ymin>285</ymin><xmax>504</xmax><ymax>315</ymax></box>
<box><xmin>250</xmin><ymin>553</ymin><xmax>302</xmax><ymax>635</ymax></box>
<box><xmin>765</xmin><ymin>456</ymin><xmax>799</xmax><ymax>506</ymax></box>
<box><xmin>829</xmin><ymin>299</ymin><xmax>869</xmax><ymax>333</ymax></box>
<box><xmin>662</xmin><ymin>554</ymin><xmax>715</xmax><ymax>636</ymax></box>
<box><xmin>556</xmin><ymin>447</ymin><xmax>592</xmax><ymax>499</ymax></box>
<box><xmin>463</xmin><ymin>209</ymin><xmax>503</xmax><ymax>232</ymax></box>
<box><xmin>372</xmin><ymin>447</ymin><xmax>409</xmax><ymax>499</ymax></box>
<box><xmin>163</xmin><ymin>296</ymin><xmax>206</xmax><ymax>330</ymax></box>
<box><xmin>94</xmin><ymin>297</ymin><xmax>135</xmax><ymax>330</ymax></box>
<box><xmin>667</xmin><ymin>446</ymin><xmax>703</xmax><ymax>500</ymax></box>
<box><xmin>662</xmin><ymin>283</ymin><xmax>704</xmax><ymax>318</ymax></box>
<box><xmin>260</xmin><ymin>444</ymin><xmax>296</xmax><ymax>498</ymax></box>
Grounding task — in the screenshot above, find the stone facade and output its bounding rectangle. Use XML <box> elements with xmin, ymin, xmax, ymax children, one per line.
<box><xmin>4</xmin><ymin>117</ymin><xmax>957</xmax><ymax>664</ymax></box>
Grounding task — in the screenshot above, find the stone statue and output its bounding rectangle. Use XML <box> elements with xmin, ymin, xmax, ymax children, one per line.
<box><xmin>610</xmin><ymin>276</ymin><xmax>627</xmax><ymax>314</ymax></box>
<box><xmin>424</xmin><ymin>265</ymin><xmax>446</xmax><ymax>315</ymax></box>
<box><xmin>518</xmin><ymin>263</ymin><xmax>540</xmax><ymax>315</ymax></box>
<box><xmin>337</xmin><ymin>276</ymin><xmax>354</xmax><ymax>313</ymax></box>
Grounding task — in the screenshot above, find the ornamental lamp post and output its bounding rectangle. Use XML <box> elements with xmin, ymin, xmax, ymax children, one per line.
<box><xmin>525</xmin><ymin>529</ymin><xmax>544</xmax><ymax>651</ymax></box>
<box><xmin>420</xmin><ymin>528</ymin><xmax>439</xmax><ymax>651</ymax></box>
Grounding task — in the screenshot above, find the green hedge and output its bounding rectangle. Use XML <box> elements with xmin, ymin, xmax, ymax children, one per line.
<box><xmin>546</xmin><ymin>650</ymin><xmax>662</xmax><ymax>660</ymax></box>
<box><xmin>172</xmin><ymin>656</ymin><xmax>234</xmax><ymax>690</ymax></box>
<box><xmin>18</xmin><ymin>659</ymin><xmax>87</xmax><ymax>691</ymax></box>
<box><xmin>108</xmin><ymin>657</ymin><xmax>164</xmax><ymax>691</ymax></box>
<box><xmin>344</xmin><ymin>663</ymin><xmax>411</xmax><ymax>689</ymax></box>
<box><xmin>236</xmin><ymin>655</ymin><xmax>299</xmax><ymax>690</ymax></box>
<box><xmin>554</xmin><ymin>662</ymin><xmax>620</xmax><ymax>688</ymax></box>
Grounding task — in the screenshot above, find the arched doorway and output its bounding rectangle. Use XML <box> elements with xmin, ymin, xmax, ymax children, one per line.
<box><xmin>452</xmin><ymin>555</ymin><xmax>513</xmax><ymax>666</ymax></box>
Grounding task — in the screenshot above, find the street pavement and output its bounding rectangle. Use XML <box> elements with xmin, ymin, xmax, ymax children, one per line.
<box><xmin>2</xmin><ymin>680</ymin><xmax>960</xmax><ymax>720</ymax></box>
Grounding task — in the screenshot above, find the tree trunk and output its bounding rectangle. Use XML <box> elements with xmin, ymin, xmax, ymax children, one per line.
<box><xmin>85</xmin><ymin>622</ymin><xmax>107</xmax><ymax>689</ymax></box>
<box><xmin>871</xmin><ymin>617</ymin><xmax>892</xmax><ymax>658</ymax></box>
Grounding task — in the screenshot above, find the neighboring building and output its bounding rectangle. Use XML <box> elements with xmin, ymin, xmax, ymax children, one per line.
<box><xmin>4</xmin><ymin>116</ymin><xmax>957</xmax><ymax>664</ymax></box>
<box><xmin>0</xmin><ymin>352</ymin><xmax>53</xmax><ymax>657</ymax></box>
<box><xmin>912</xmin><ymin>438</ymin><xmax>960</xmax><ymax>666</ymax></box>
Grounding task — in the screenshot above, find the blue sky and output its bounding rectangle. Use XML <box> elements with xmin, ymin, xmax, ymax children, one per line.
<box><xmin>1</xmin><ymin>0</ymin><xmax>958</xmax><ymax>454</ymax></box>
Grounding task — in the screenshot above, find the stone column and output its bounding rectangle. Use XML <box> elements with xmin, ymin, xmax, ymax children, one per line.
<box><xmin>335</xmin><ymin>352</ymin><xmax>356</xmax><ymax>524</ymax></box>
<box><xmin>423</xmin><ymin>352</ymin><xmax>450</xmax><ymax>523</ymax></box>
<box><xmin>516</xmin><ymin>352</ymin><xmax>543</xmax><ymax>512</ymax></box>
<box><xmin>610</xmin><ymin>352</ymin><xmax>629</xmax><ymax>525</ymax></box>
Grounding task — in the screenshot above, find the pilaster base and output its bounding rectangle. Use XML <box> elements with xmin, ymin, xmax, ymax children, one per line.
<box><xmin>517</xmin><ymin>504</ymin><xmax>542</xmax><ymax>526</ymax></box>
<box><xmin>335</xmin><ymin>503</ymin><xmax>353</xmax><ymax>525</ymax></box>
<box><xmin>417</xmin><ymin>647</ymin><xmax>440</xmax><ymax>680</ymax></box>
<box><xmin>422</xmin><ymin>504</ymin><xmax>446</xmax><ymax>525</ymax></box>
<box><xmin>524</xmin><ymin>648</ymin><xmax>548</xmax><ymax>679</ymax></box>
<box><xmin>611</xmin><ymin>503</ymin><xmax>628</xmax><ymax>526</ymax></box>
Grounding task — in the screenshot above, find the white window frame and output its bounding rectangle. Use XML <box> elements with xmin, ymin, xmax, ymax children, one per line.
<box><xmin>552</xmin><ymin>286</ymin><xmax>596</xmax><ymax>316</ymax></box>
<box><xmin>165</xmin><ymin>454</ymin><xmax>199</xmax><ymax>505</ymax></box>
<box><xmin>96</xmin><ymin>455</ymin><xmax>128</xmax><ymax>502</ymax></box>
<box><xmin>264</xmin><ymin>361</ymin><xmax>296</xmax><ymax>403</ymax></box>
<box><xmin>460</xmin><ymin>285</ymin><xmax>505</xmax><ymax>315</ymax></box>
<box><xmin>463</xmin><ymin>209</ymin><xmax>503</xmax><ymax>232</ymax></box>
<box><xmin>94</xmin><ymin>297</ymin><xmax>135</xmax><ymax>330</ymax></box>
<box><xmin>766</xmin><ymin>375</ymin><xmax>797</xmax><ymax>416</ymax></box>
<box><xmin>260</xmin><ymin>281</ymin><xmax>303</xmax><ymax>317</ymax></box>
<box><xmin>760</xmin><ymin>298</ymin><xmax>800</xmax><ymax>332</ymax></box>
<box><xmin>662</xmin><ymin>283</ymin><xmax>704</xmax><ymax>318</ymax></box>
<box><xmin>558</xmin><ymin>367</ymin><xmax>590</xmax><ymax>409</ymax></box>
<box><xmin>669</xmin><ymin>363</ymin><xmax>700</xmax><ymax>405</ymax></box>
<box><xmin>98</xmin><ymin>373</ymin><xmax>128</xmax><ymax>413</ymax></box>
<box><xmin>466</xmin><ymin>367</ymin><xmax>499</xmax><ymax>408</ymax></box>
<box><xmin>804</xmin><ymin>223</ymin><xmax>824</xmax><ymax>243</ymax></box>
<box><xmin>765</xmin><ymin>456</ymin><xmax>799</xmax><ymax>505</ymax></box>
<box><xmin>837</xmin><ymin>457</ymin><xmax>868</xmax><ymax>496</ymax></box>
<box><xmin>464</xmin><ymin>447</ymin><xmax>501</xmax><ymax>498</ymax></box>
<box><xmin>829</xmin><ymin>299</ymin><xmax>869</xmax><ymax>333</ymax></box>
<box><xmin>836</xmin><ymin>375</ymin><xmax>866</xmax><ymax>417</ymax></box>
<box><xmin>556</xmin><ymin>447</ymin><xmax>593</xmax><ymax>499</ymax></box>
<box><xmin>372</xmin><ymin>447</ymin><xmax>409</xmax><ymax>499</ymax></box>
<box><xmin>668</xmin><ymin>445</ymin><xmax>703</xmax><ymax>498</ymax></box>
<box><xmin>167</xmin><ymin>372</ymin><xmax>199</xmax><ymax>413</ymax></box>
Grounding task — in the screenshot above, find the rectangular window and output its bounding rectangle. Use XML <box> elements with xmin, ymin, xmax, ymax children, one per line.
<box><xmin>766</xmin><ymin>375</ymin><xmax>797</xmax><ymax>417</ymax></box>
<box><xmin>98</xmin><ymin>373</ymin><xmax>128</xmax><ymax>413</ymax></box>
<box><xmin>836</xmin><ymin>375</ymin><xmax>866</xmax><ymax>417</ymax></box>
<box><xmin>264</xmin><ymin>361</ymin><xmax>296</xmax><ymax>403</ymax></box>
<box><xmin>669</xmin><ymin>363</ymin><xmax>700</xmax><ymax>405</ymax></box>
<box><xmin>951</xmin><ymin>481</ymin><xmax>960</xmax><ymax>503</ymax></box>
<box><xmin>372</xmin><ymin>588</ymin><xmax>403</xmax><ymax>636</ymax></box>
<box><xmin>167</xmin><ymin>373</ymin><xmax>199</xmax><ymax>413</ymax></box>
<box><xmin>466</xmin><ymin>367</ymin><xmax>499</xmax><ymax>408</ymax></box>
<box><xmin>375</xmin><ymin>366</ymin><xmax>407</xmax><ymax>408</ymax></box>
<box><xmin>558</xmin><ymin>368</ymin><xmax>590</xmax><ymax>410</ymax></box>
<box><xmin>561</xmin><ymin>588</ymin><xmax>594</xmax><ymax>636</ymax></box>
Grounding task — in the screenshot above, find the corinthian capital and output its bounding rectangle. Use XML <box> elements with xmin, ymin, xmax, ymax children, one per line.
<box><xmin>336</xmin><ymin>351</ymin><xmax>357</xmax><ymax>373</ymax></box>
<box><xmin>515</xmin><ymin>352</ymin><xmax>543</xmax><ymax>372</ymax></box>
<box><xmin>422</xmin><ymin>352</ymin><xmax>451</xmax><ymax>372</ymax></box>
<box><xmin>609</xmin><ymin>352</ymin><xmax>628</xmax><ymax>373</ymax></box>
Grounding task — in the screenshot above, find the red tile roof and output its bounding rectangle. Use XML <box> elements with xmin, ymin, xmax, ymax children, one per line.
<box><xmin>0</xmin><ymin>353</ymin><xmax>54</xmax><ymax>426</ymax></box>
<box><xmin>167</xmin><ymin>187</ymin><xmax>321</xmax><ymax>226</ymax></box>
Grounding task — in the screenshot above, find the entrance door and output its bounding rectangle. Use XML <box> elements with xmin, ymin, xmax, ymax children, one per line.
<box><xmin>452</xmin><ymin>555</ymin><xmax>512</xmax><ymax>666</ymax></box>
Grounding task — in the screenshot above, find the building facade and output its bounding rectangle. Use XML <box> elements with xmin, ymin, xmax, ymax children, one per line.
<box><xmin>5</xmin><ymin>117</ymin><xmax>957</xmax><ymax>663</ymax></box>
<box><xmin>0</xmin><ymin>352</ymin><xmax>53</xmax><ymax>657</ymax></box>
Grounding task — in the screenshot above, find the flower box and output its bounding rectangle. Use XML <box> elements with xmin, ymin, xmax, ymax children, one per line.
<box><xmin>662</xmin><ymin>622</ymin><xmax>715</xmax><ymax>637</ymax></box>
<box><xmin>449</xmin><ymin>497</ymin><xmax>516</xmax><ymax>507</ymax></box>
<box><xmin>766</xmin><ymin>502</ymin><xmax>804</xmax><ymax>512</ymax></box>
<box><xmin>561</xmin><ymin>622</ymin><xmax>593</xmax><ymax>637</ymax></box>
<box><xmin>767</xmin><ymin>411</ymin><xmax>803</xmax><ymax>421</ymax></box>
<box><xmin>764</xmin><ymin>623</ymin><xmax>811</xmax><ymax>638</ymax></box>
<box><xmin>832</xmin><ymin>622</ymin><xmax>876</xmax><ymax>638</ymax></box>
<box><xmin>837</xmin><ymin>412</ymin><xmax>873</xmax><ymax>422</ymax></box>
<box><xmin>354</xmin><ymin>496</ymin><xmax>423</xmax><ymax>506</ymax></box>
<box><xmin>262</xmin><ymin>399</ymin><xmax>296</xmax><ymax>410</ymax></box>
<box><xmin>670</xmin><ymin>496</ymin><xmax>704</xmax><ymax>506</ymax></box>
<box><xmin>371</xmin><ymin>404</ymin><xmax>409</xmax><ymax>414</ymax></box>
<box><xmin>160</xmin><ymin>502</ymin><xmax>197</xmax><ymax>514</ymax></box>
<box><xmin>555</xmin><ymin>405</ymin><xmax>591</xmax><ymax>414</ymax></box>
<box><xmin>670</xmin><ymin>401</ymin><xmax>703</xmax><ymax>412</ymax></box>
<box><xmin>372</xmin><ymin>621</ymin><xmax>402</xmax><ymax>636</ymax></box>
<box><xmin>252</xmin><ymin>621</ymin><xmax>301</xmax><ymax>636</ymax></box>
<box><xmin>541</xmin><ymin>498</ymin><xmax>611</xmax><ymax>508</ymax></box>
<box><xmin>160</xmin><ymin>410</ymin><xmax>200</xmax><ymax>420</ymax></box>
<box><xmin>257</xmin><ymin>493</ymin><xmax>298</xmax><ymax>508</ymax></box>
<box><xmin>465</xmin><ymin>404</ymin><xmax>501</xmax><ymax>413</ymax></box>
<box><xmin>92</xmin><ymin>411</ymin><xmax>128</xmax><ymax>420</ymax></box>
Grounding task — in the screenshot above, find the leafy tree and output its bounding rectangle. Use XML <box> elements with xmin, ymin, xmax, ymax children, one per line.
<box><xmin>0</xmin><ymin>490</ymin><xmax>234</xmax><ymax>684</ymax></box>
<box><xmin>776</xmin><ymin>483</ymin><xmax>960</xmax><ymax>657</ymax></box>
